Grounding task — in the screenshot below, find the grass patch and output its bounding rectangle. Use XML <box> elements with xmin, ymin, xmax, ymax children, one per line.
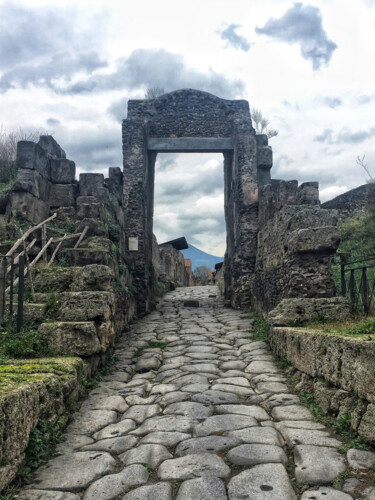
<box><xmin>304</xmin><ymin>317</ymin><xmax>375</xmax><ymax>341</ymax></box>
<box><xmin>0</xmin><ymin>318</ymin><xmax>53</xmax><ymax>360</ymax></box>
<box><xmin>251</xmin><ymin>315</ymin><xmax>270</xmax><ymax>342</ymax></box>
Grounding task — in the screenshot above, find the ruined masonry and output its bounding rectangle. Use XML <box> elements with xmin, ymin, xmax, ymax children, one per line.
<box><xmin>16</xmin><ymin>288</ymin><xmax>374</xmax><ymax>499</ymax></box>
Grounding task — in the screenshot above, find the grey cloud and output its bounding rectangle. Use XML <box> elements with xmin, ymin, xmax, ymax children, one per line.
<box><xmin>46</xmin><ymin>118</ymin><xmax>61</xmax><ymax>127</ymax></box>
<box><xmin>64</xmin><ymin>49</ymin><xmax>245</xmax><ymax>99</ymax></box>
<box><xmin>219</xmin><ymin>24</ymin><xmax>252</xmax><ymax>51</ymax></box>
<box><xmin>314</xmin><ymin>127</ymin><xmax>375</xmax><ymax>145</ymax></box>
<box><xmin>107</xmin><ymin>98</ymin><xmax>128</xmax><ymax>123</ymax></box>
<box><xmin>322</xmin><ymin>96</ymin><xmax>342</xmax><ymax>108</ymax></box>
<box><xmin>0</xmin><ymin>51</ymin><xmax>107</xmax><ymax>93</ymax></box>
<box><xmin>255</xmin><ymin>3</ymin><xmax>337</xmax><ymax>70</ymax></box>
<box><xmin>357</xmin><ymin>94</ymin><xmax>375</xmax><ymax>105</ymax></box>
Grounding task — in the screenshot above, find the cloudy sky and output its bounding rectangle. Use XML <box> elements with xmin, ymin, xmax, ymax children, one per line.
<box><xmin>1</xmin><ymin>0</ymin><xmax>374</xmax><ymax>255</ymax></box>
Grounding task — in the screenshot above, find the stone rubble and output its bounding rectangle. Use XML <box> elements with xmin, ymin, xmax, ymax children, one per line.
<box><xmin>17</xmin><ymin>286</ymin><xmax>373</xmax><ymax>499</ymax></box>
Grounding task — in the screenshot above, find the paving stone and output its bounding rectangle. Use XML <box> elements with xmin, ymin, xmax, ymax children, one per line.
<box><xmin>83</xmin><ymin>464</ymin><xmax>149</xmax><ymax>500</ymax></box>
<box><xmin>193</xmin><ymin>415</ymin><xmax>258</xmax><ymax>437</ymax></box>
<box><xmin>17</xmin><ymin>492</ymin><xmax>80</xmax><ymax>500</ymax></box>
<box><xmin>81</xmin><ymin>435</ymin><xmax>138</xmax><ymax>454</ymax></box>
<box><xmin>150</xmin><ymin>383</ymin><xmax>178</xmax><ymax>395</ymax></box>
<box><xmin>294</xmin><ymin>445</ymin><xmax>346</xmax><ymax>484</ymax></box>
<box><xmin>175</xmin><ymin>435</ymin><xmax>241</xmax><ymax>456</ymax></box>
<box><xmin>227</xmin><ymin>444</ymin><xmax>288</xmax><ymax>466</ymax></box>
<box><xmin>80</xmin><ymin>395</ymin><xmax>129</xmax><ymax>413</ymax></box>
<box><xmin>363</xmin><ymin>486</ymin><xmax>375</xmax><ymax>499</ymax></box>
<box><xmin>256</xmin><ymin>382</ymin><xmax>289</xmax><ymax>393</ymax></box>
<box><xmin>139</xmin><ymin>431</ymin><xmax>191</xmax><ymax>446</ymax></box>
<box><xmin>122</xmin><ymin>404</ymin><xmax>162</xmax><ymax>423</ymax></box>
<box><xmin>158</xmin><ymin>453</ymin><xmax>231</xmax><ymax>480</ymax></box>
<box><xmin>93</xmin><ymin>419</ymin><xmax>136</xmax><ymax>440</ymax></box>
<box><xmin>55</xmin><ymin>434</ymin><xmax>94</xmax><ymax>454</ymax></box>
<box><xmin>215</xmin><ymin>404</ymin><xmax>269</xmax><ymax>420</ymax></box>
<box><xmin>171</xmin><ymin>374</ymin><xmax>210</xmax><ymax>386</ymax></box>
<box><xmin>347</xmin><ymin>448</ymin><xmax>375</xmax><ymax>469</ymax></box>
<box><xmin>251</xmin><ymin>373</ymin><xmax>286</xmax><ymax>384</ymax></box>
<box><xmin>176</xmin><ymin>477</ymin><xmax>227</xmax><ymax>500</ymax></box>
<box><xmin>180</xmin><ymin>383</ymin><xmax>210</xmax><ymax>393</ymax></box>
<box><xmin>227</xmin><ymin>463</ymin><xmax>296</xmax><ymax>499</ymax></box>
<box><xmin>99</xmin><ymin>381</ymin><xmax>129</xmax><ymax>391</ymax></box>
<box><xmin>215</xmin><ymin>377</ymin><xmax>251</xmax><ymax>387</ymax></box>
<box><xmin>131</xmin><ymin>415</ymin><xmax>198</xmax><ymax>435</ymax></box>
<box><xmin>66</xmin><ymin>409</ymin><xmax>118</xmax><ymax>435</ymax></box>
<box><xmin>271</xmin><ymin>405</ymin><xmax>314</xmax><ymax>421</ymax></box>
<box><xmin>120</xmin><ymin>444</ymin><xmax>172</xmax><ymax>467</ymax></box>
<box><xmin>264</xmin><ymin>394</ymin><xmax>300</xmax><ymax>409</ymax></box>
<box><xmin>186</xmin><ymin>352</ymin><xmax>218</xmax><ymax>360</ymax></box>
<box><xmin>211</xmin><ymin>383</ymin><xmax>255</xmax><ymax>397</ymax></box>
<box><xmin>301</xmin><ymin>487</ymin><xmax>353</xmax><ymax>499</ymax></box>
<box><xmin>30</xmin><ymin>452</ymin><xmax>116</xmax><ymax>491</ymax></box>
<box><xmin>135</xmin><ymin>358</ymin><xmax>161</xmax><ymax>372</ymax></box>
<box><xmin>191</xmin><ymin>390</ymin><xmax>241</xmax><ymax>405</ymax></box>
<box><xmin>164</xmin><ymin>401</ymin><xmax>213</xmax><ymax>419</ymax></box>
<box><xmin>182</xmin><ymin>363</ymin><xmax>220</xmax><ymax>374</ymax></box>
<box><xmin>341</xmin><ymin>477</ymin><xmax>361</xmax><ymax>493</ymax></box>
<box><xmin>224</xmin><ymin>426</ymin><xmax>284</xmax><ymax>446</ymax></box>
<box><xmin>125</xmin><ymin>395</ymin><xmax>157</xmax><ymax>406</ymax></box>
<box><xmin>275</xmin><ymin>420</ymin><xmax>326</xmax><ymax>431</ymax></box>
<box><xmin>245</xmin><ymin>361</ymin><xmax>279</xmax><ymax>374</ymax></box>
<box><xmin>156</xmin><ymin>391</ymin><xmax>191</xmax><ymax>405</ymax></box>
<box><xmin>123</xmin><ymin>483</ymin><xmax>173</xmax><ymax>500</ymax></box>
<box><xmin>281</xmin><ymin>428</ymin><xmax>342</xmax><ymax>447</ymax></box>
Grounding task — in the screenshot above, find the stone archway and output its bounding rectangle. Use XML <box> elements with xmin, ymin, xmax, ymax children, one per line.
<box><xmin>122</xmin><ymin>89</ymin><xmax>273</xmax><ymax>312</ymax></box>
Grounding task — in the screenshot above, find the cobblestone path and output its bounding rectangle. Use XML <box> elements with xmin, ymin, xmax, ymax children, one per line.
<box><xmin>18</xmin><ymin>287</ymin><xmax>373</xmax><ymax>499</ymax></box>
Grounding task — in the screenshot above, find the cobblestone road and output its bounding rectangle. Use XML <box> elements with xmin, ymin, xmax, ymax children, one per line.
<box><xmin>17</xmin><ymin>287</ymin><xmax>374</xmax><ymax>499</ymax></box>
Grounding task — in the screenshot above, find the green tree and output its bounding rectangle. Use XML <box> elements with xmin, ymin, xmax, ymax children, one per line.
<box><xmin>193</xmin><ymin>265</ymin><xmax>211</xmax><ymax>285</ymax></box>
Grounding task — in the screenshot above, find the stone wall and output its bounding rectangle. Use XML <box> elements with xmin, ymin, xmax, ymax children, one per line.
<box><xmin>0</xmin><ymin>358</ymin><xmax>85</xmax><ymax>491</ymax></box>
<box><xmin>152</xmin><ymin>238</ymin><xmax>193</xmax><ymax>292</ymax></box>
<box><xmin>268</xmin><ymin>327</ymin><xmax>375</xmax><ymax>443</ymax></box>
<box><xmin>321</xmin><ymin>184</ymin><xmax>370</xmax><ymax>218</ymax></box>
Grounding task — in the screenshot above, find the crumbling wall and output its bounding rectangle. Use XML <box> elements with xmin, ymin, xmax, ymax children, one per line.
<box><xmin>152</xmin><ymin>238</ymin><xmax>193</xmax><ymax>292</ymax></box>
<box><xmin>321</xmin><ymin>184</ymin><xmax>370</xmax><ymax>218</ymax></box>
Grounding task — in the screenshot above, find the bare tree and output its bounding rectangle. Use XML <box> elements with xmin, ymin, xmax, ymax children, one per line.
<box><xmin>193</xmin><ymin>265</ymin><xmax>211</xmax><ymax>286</ymax></box>
<box><xmin>145</xmin><ymin>86</ymin><xmax>165</xmax><ymax>99</ymax></box>
<box><xmin>357</xmin><ymin>155</ymin><xmax>374</xmax><ymax>182</ymax></box>
<box><xmin>251</xmin><ymin>108</ymin><xmax>278</xmax><ymax>138</ymax></box>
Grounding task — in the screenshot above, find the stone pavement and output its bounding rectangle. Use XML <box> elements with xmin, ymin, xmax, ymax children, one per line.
<box><xmin>17</xmin><ymin>286</ymin><xmax>375</xmax><ymax>499</ymax></box>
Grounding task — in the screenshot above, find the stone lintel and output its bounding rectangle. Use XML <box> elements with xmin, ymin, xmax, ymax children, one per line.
<box><xmin>147</xmin><ymin>137</ymin><xmax>233</xmax><ymax>153</ymax></box>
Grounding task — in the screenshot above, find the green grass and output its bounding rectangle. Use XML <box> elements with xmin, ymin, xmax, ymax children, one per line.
<box><xmin>304</xmin><ymin>317</ymin><xmax>375</xmax><ymax>340</ymax></box>
<box><xmin>83</xmin><ymin>354</ymin><xmax>118</xmax><ymax>388</ymax></box>
<box><xmin>0</xmin><ymin>318</ymin><xmax>53</xmax><ymax>360</ymax></box>
<box><xmin>251</xmin><ymin>315</ymin><xmax>270</xmax><ymax>342</ymax></box>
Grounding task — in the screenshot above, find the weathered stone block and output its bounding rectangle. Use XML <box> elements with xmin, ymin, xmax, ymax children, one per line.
<box><xmin>79</xmin><ymin>173</ymin><xmax>104</xmax><ymax>196</ymax></box>
<box><xmin>58</xmin><ymin>292</ymin><xmax>115</xmax><ymax>322</ymax></box>
<box><xmin>50</xmin><ymin>159</ymin><xmax>76</xmax><ymax>184</ymax></box>
<box><xmin>76</xmin><ymin>203</ymin><xmax>101</xmax><ymax>220</ymax></box>
<box><xmin>257</xmin><ymin>145</ymin><xmax>273</xmax><ymax>168</ymax></box>
<box><xmin>34</xmin><ymin>267</ymin><xmax>76</xmax><ymax>292</ymax></box>
<box><xmin>71</xmin><ymin>265</ymin><xmax>114</xmax><ymax>292</ymax></box>
<box><xmin>62</xmin><ymin>248</ymin><xmax>108</xmax><ymax>267</ymax></box>
<box><xmin>77</xmin><ymin>218</ymin><xmax>107</xmax><ymax>237</ymax></box>
<box><xmin>52</xmin><ymin>206</ymin><xmax>76</xmax><ymax>223</ymax></box>
<box><xmin>0</xmin><ymin>216</ymin><xmax>16</xmax><ymax>241</ymax></box>
<box><xmin>38</xmin><ymin>135</ymin><xmax>66</xmax><ymax>159</ymax></box>
<box><xmin>97</xmin><ymin>321</ymin><xmax>116</xmax><ymax>352</ymax></box>
<box><xmin>286</xmin><ymin>226</ymin><xmax>339</xmax><ymax>254</ymax></box>
<box><xmin>38</xmin><ymin>322</ymin><xmax>101</xmax><ymax>356</ymax></box>
<box><xmin>9</xmin><ymin>191</ymin><xmax>49</xmax><ymax>223</ymax></box>
<box><xmin>297</xmin><ymin>182</ymin><xmax>319</xmax><ymax>205</ymax></box>
<box><xmin>12</xmin><ymin>168</ymin><xmax>50</xmax><ymax>200</ymax></box>
<box><xmin>16</xmin><ymin>141</ymin><xmax>48</xmax><ymax>177</ymax></box>
<box><xmin>255</xmin><ymin>134</ymin><xmax>268</xmax><ymax>147</ymax></box>
<box><xmin>77</xmin><ymin>196</ymin><xmax>97</xmax><ymax>205</ymax></box>
<box><xmin>268</xmin><ymin>298</ymin><xmax>352</xmax><ymax>326</ymax></box>
<box><xmin>50</xmin><ymin>184</ymin><xmax>77</xmax><ymax>207</ymax></box>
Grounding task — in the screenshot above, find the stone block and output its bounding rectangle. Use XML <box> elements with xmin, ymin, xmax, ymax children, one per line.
<box><xmin>358</xmin><ymin>404</ymin><xmax>375</xmax><ymax>443</ymax></box>
<box><xmin>77</xmin><ymin>203</ymin><xmax>101</xmax><ymax>220</ymax></box>
<box><xmin>50</xmin><ymin>183</ymin><xmax>77</xmax><ymax>207</ymax></box>
<box><xmin>52</xmin><ymin>206</ymin><xmax>76</xmax><ymax>223</ymax></box>
<box><xmin>38</xmin><ymin>321</ymin><xmax>101</xmax><ymax>356</ymax></box>
<box><xmin>0</xmin><ymin>215</ymin><xmax>16</xmax><ymax>241</ymax></box>
<box><xmin>16</xmin><ymin>141</ymin><xmax>48</xmax><ymax>177</ymax></box>
<box><xmin>77</xmin><ymin>196</ymin><xmax>97</xmax><ymax>205</ymax></box>
<box><xmin>97</xmin><ymin>321</ymin><xmax>116</xmax><ymax>352</ymax></box>
<box><xmin>286</xmin><ymin>226</ymin><xmax>340</xmax><ymax>254</ymax></box>
<box><xmin>77</xmin><ymin>218</ymin><xmax>107</xmax><ymax>237</ymax></box>
<box><xmin>255</xmin><ymin>134</ymin><xmax>268</xmax><ymax>147</ymax></box>
<box><xmin>12</xmin><ymin>168</ymin><xmax>50</xmax><ymax>200</ymax></box>
<box><xmin>109</xmin><ymin>166</ymin><xmax>123</xmax><ymax>182</ymax></box>
<box><xmin>79</xmin><ymin>173</ymin><xmax>104</xmax><ymax>196</ymax></box>
<box><xmin>38</xmin><ymin>135</ymin><xmax>66</xmax><ymax>158</ymax></box>
<box><xmin>257</xmin><ymin>145</ymin><xmax>273</xmax><ymax>168</ymax></box>
<box><xmin>298</xmin><ymin>182</ymin><xmax>319</xmax><ymax>205</ymax></box>
<box><xmin>62</xmin><ymin>248</ymin><xmax>108</xmax><ymax>267</ymax></box>
<box><xmin>268</xmin><ymin>297</ymin><xmax>352</xmax><ymax>326</ymax></box>
<box><xmin>50</xmin><ymin>159</ymin><xmax>76</xmax><ymax>184</ymax></box>
<box><xmin>71</xmin><ymin>264</ymin><xmax>114</xmax><ymax>292</ymax></box>
<box><xmin>34</xmin><ymin>267</ymin><xmax>76</xmax><ymax>292</ymax></box>
<box><xmin>9</xmin><ymin>191</ymin><xmax>49</xmax><ymax>223</ymax></box>
<box><xmin>58</xmin><ymin>291</ymin><xmax>115</xmax><ymax>322</ymax></box>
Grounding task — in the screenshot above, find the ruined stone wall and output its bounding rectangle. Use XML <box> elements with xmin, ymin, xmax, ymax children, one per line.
<box><xmin>235</xmin><ymin>176</ymin><xmax>340</xmax><ymax>312</ymax></box>
<box><xmin>321</xmin><ymin>183</ymin><xmax>370</xmax><ymax>219</ymax></box>
<box><xmin>152</xmin><ymin>239</ymin><xmax>193</xmax><ymax>291</ymax></box>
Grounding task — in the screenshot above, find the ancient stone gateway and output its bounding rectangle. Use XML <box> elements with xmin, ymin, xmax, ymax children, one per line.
<box><xmin>122</xmin><ymin>89</ymin><xmax>272</xmax><ymax>312</ymax></box>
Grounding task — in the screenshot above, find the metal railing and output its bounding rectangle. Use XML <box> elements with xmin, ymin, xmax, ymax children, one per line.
<box><xmin>0</xmin><ymin>254</ymin><xmax>25</xmax><ymax>331</ymax></box>
<box><xmin>340</xmin><ymin>254</ymin><xmax>375</xmax><ymax>315</ymax></box>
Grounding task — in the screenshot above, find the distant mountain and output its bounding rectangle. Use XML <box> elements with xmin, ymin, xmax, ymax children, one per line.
<box><xmin>181</xmin><ymin>244</ymin><xmax>223</xmax><ymax>271</ymax></box>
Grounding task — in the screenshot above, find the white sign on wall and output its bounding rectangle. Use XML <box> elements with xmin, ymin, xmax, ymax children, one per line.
<box><xmin>128</xmin><ymin>237</ymin><xmax>139</xmax><ymax>251</ymax></box>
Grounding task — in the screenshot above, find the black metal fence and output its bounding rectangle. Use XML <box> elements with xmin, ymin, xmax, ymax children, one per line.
<box><xmin>0</xmin><ymin>254</ymin><xmax>24</xmax><ymax>331</ymax></box>
<box><xmin>340</xmin><ymin>254</ymin><xmax>375</xmax><ymax>315</ymax></box>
